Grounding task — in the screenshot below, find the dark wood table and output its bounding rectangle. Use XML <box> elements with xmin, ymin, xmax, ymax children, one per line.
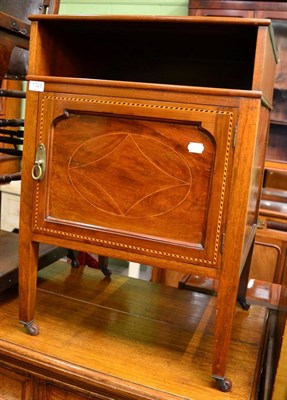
<box><xmin>0</xmin><ymin>260</ymin><xmax>267</xmax><ymax>399</ymax></box>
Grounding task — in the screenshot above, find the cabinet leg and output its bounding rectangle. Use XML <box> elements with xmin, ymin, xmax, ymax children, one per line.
<box><xmin>98</xmin><ymin>255</ymin><xmax>112</xmax><ymax>278</ymax></box>
<box><xmin>212</xmin><ymin>262</ymin><xmax>240</xmax><ymax>384</ymax></box>
<box><xmin>237</xmin><ymin>298</ymin><xmax>250</xmax><ymax>310</ymax></box>
<box><xmin>77</xmin><ymin>252</ymin><xmax>111</xmax><ymax>278</ymax></box>
<box><xmin>67</xmin><ymin>249</ymin><xmax>80</xmax><ymax>268</ymax></box>
<box><xmin>18</xmin><ymin>240</ymin><xmax>39</xmax><ymax>333</ymax></box>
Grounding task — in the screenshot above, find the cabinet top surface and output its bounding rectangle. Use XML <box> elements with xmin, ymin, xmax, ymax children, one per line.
<box><xmin>29</xmin><ymin>14</ymin><xmax>272</xmax><ymax>26</ymax></box>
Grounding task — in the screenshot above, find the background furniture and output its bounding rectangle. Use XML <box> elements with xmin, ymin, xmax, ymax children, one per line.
<box><xmin>188</xmin><ymin>1</ymin><xmax>287</xmax><ymax>286</ymax></box>
<box><xmin>272</xmin><ymin>283</ymin><xmax>287</xmax><ymax>400</ymax></box>
<box><xmin>0</xmin><ymin>0</ymin><xmax>82</xmax><ymax>293</ymax></box>
<box><xmin>0</xmin><ymin>0</ymin><xmax>60</xmax><ymax>81</ymax></box>
<box><xmin>18</xmin><ymin>15</ymin><xmax>276</xmax><ymax>391</ymax></box>
<box><xmin>0</xmin><ymin>0</ymin><xmax>60</xmax><ymax>182</ymax></box>
<box><xmin>0</xmin><ymin>229</ymin><xmax>68</xmax><ymax>293</ymax></box>
<box><xmin>0</xmin><ymin>79</ymin><xmax>22</xmax><ymax>176</ymax></box>
<box><xmin>0</xmin><ymin>180</ymin><xmax>21</xmax><ymax>231</ymax></box>
<box><xmin>0</xmin><ymin>12</ymin><xmax>29</xmax><ymax>177</ymax></box>
<box><xmin>188</xmin><ymin>1</ymin><xmax>287</xmax><ymax>174</ymax></box>
<box><xmin>250</xmin><ymin>187</ymin><xmax>287</xmax><ymax>284</ymax></box>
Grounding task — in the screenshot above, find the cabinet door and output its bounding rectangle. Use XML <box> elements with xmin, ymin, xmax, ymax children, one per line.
<box><xmin>30</xmin><ymin>92</ymin><xmax>236</xmax><ymax>270</ymax></box>
<box><xmin>0</xmin><ymin>365</ymin><xmax>32</xmax><ymax>400</ymax></box>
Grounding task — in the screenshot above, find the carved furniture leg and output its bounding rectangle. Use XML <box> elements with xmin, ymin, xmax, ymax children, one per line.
<box><xmin>211</xmin><ymin>250</ymin><xmax>243</xmax><ymax>391</ymax></box>
<box><xmin>212</xmin><ymin>275</ymin><xmax>236</xmax><ymax>391</ymax></box>
<box><xmin>67</xmin><ymin>249</ymin><xmax>80</xmax><ymax>268</ymax></box>
<box><xmin>98</xmin><ymin>255</ymin><xmax>111</xmax><ymax>278</ymax></box>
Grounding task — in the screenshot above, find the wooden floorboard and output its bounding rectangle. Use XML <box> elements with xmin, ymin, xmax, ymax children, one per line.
<box><xmin>0</xmin><ymin>261</ymin><xmax>267</xmax><ymax>399</ymax></box>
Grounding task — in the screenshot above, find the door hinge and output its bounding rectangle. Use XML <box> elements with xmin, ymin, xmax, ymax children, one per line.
<box><xmin>220</xmin><ymin>233</ymin><xmax>226</xmax><ymax>254</ymax></box>
<box><xmin>233</xmin><ymin>125</ymin><xmax>238</xmax><ymax>148</ymax></box>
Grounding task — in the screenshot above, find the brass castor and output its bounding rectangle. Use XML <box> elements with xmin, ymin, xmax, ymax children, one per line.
<box><xmin>214</xmin><ymin>377</ymin><xmax>232</xmax><ymax>392</ymax></box>
<box><xmin>22</xmin><ymin>321</ymin><xmax>40</xmax><ymax>336</ymax></box>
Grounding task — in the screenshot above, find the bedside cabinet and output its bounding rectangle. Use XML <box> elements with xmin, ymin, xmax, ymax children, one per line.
<box><xmin>18</xmin><ymin>15</ymin><xmax>276</xmax><ymax>391</ymax></box>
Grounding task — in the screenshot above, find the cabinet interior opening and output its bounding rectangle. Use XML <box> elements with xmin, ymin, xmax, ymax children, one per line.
<box><xmin>36</xmin><ymin>19</ymin><xmax>257</xmax><ymax>90</ymax></box>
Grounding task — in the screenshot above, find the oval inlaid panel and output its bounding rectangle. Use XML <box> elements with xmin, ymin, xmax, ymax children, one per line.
<box><xmin>68</xmin><ymin>132</ymin><xmax>192</xmax><ymax>218</ymax></box>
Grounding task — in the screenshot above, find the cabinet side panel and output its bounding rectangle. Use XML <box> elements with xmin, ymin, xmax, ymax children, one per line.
<box><xmin>253</xmin><ymin>26</ymin><xmax>277</xmax><ymax>104</ymax></box>
<box><xmin>246</xmin><ymin>105</ymin><xmax>270</xmax><ymax>232</ymax></box>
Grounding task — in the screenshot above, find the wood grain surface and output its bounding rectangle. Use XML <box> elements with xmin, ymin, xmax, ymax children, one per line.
<box><xmin>0</xmin><ymin>261</ymin><xmax>266</xmax><ymax>399</ymax></box>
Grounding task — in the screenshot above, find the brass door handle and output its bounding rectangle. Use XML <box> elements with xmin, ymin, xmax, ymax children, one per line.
<box><xmin>31</xmin><ymin>143</ymin><xmax>46</xmax><ymax>181</ymax></box>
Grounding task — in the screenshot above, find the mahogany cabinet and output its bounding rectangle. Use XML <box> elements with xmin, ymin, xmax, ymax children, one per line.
<box><xmin>18</xmin><ymin>15</ymin><xmax>276</xmax><ymax>391</ymax></box>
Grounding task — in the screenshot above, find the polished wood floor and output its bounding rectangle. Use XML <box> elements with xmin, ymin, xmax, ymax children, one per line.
<box><xmin>0</xmin><ymin>261</ymin><xmax>267</xmax><ymax>399</ymax></box>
